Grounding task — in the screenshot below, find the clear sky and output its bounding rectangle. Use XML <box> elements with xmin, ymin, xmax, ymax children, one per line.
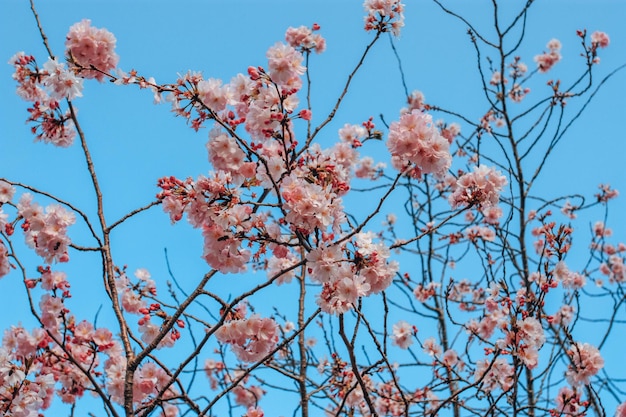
<box><xmin>1</xmin><ymin>0</ymin><xmax>626</xmax><ymax>415</ymax></box>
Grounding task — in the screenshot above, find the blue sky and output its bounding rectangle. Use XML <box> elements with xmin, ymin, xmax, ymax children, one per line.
<box><xmin>1</xmin><ymin>0</ymin><xmax>626</xmax><ymax>415</ymax></box>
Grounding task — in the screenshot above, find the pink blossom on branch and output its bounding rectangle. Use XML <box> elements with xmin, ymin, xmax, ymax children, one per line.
<box><xmin>566</xmin><ymin>342</ymin><xmax>604</xmax><ymax>386</ymax></box>
<box><xmin>387</xmin><ymin>110</ymin><xmax>452</xmax><ymax>179</ymax></box>
<box><xmin>42</xmin><ymin>57</ymin><xmax>84</xmax><ymax>101</ymax></box>
<box><xmin>534</xmin><ymin>38</ymin><xmax>561</xmax><ymax>73</ymax></box>
<box><xmin>363</xmin><ymin>0</ymin><xmax>405</xmax><ymax>36</ymax></box>
<box><xmin>285</xmin><ymin>25</ymin><xmax>326</xmax><ymax>53</ymax></box>
<box><xmin>215</xmin><ymin>315</ymin><xmax>279</xmax><ymax>363</ymax></box>
<box><xmin>448</xmin><ymin>165</ymin><xmax>507</xmax><ymax>215</ymax></box>
<box><xmin>17</xmin><ymin>194</ymin><xmax>75</xmax><ymax>264</ymax></box>
<box><xmin>65</xmin><ymin>19</ymin><xmax>119</xmax><ymax>81</ymax></box>
<box><xmin>591</xmin><ymin>31</ymin><xmax>610</xmax><ymax>49</ymax></box>
<box><xmin>391</xmin><ymin>320</ymin><xmax>415</xmax><ymax>349</ymax></box>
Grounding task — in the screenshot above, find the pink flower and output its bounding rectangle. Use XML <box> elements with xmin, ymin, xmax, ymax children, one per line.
<box><xmin>266</xmin><ymin>42</ymin><xmax>305</xmax><ymax>88</ymax></box>
<box><xmin>387</xmin><ymin>110</ymin><xmax>452</xmax><ymax>178</ymax></box>
<box><xmin>554</xmin><ymin>386</ymin><xmax>582</xmax><ymax>416</ymax></box>
<box><xmin>0</xmin><ymin>242</ymin><xmax>10</xmax><ymax>278</ymax></box>
<box><xmin>591</xmin><ymin>31</ymin><xmax>610</xmax><ymax>48</ymax></box>
<box><xmin>243</xmin><ymin>407</ymin><xmax>264</xmax><ymax>417</ymax></box>
<box><xmin>0</xmin><ymin>180</ymin><xmax>15</xmax><ymax>204</ymax></box>
<box><xmin>65</xmin><ymin>19</ymin><xmax>119</xmax><ymax>81</ymax></box>
<box><xmin>18</xmin><ymin>194</ymin><xmax>75</xmax><ymax>263</ymax></box>
<box><xmin>616</xmin><ymin>401</ymin><xmax>626</xmax><ymax>417</ymax></box>
<box><xmin>423</xmin><ymin>337</ymin><xmax>442</xmax><ymax>357</ymax></box>
<box><xmin>565</xmin><ymin>342</ymin><xmax>604</xmax><ymax>386</ymax></box>
<box><xmin>197</xmin><ymin>78</ymin><xmax>231</xmax><ymax>112</ymax></box>
<box><xmin>448</xmin><ymin>165</ymin><xmax>507</xmax><ymax>212</ymax></box>
<box><xmin>534</xmin><ymin>38</ymin><xmax>561</xmax><ymax>73</ymax></box>
<box><xmin>42</xmin><ymin>57</ymin><xmax>84</xmax><ymax>100</ymax></box>
<box><xmin>474</xmin><ymin>357</ymin><xmax>514</xmax><ymax>392</ymax></box>
<box><xmin>363</xmin><ymin>0</ymin><xmax>405</xmax><ymax>36</ymax></box>
<box><xmin>215</xmin><ymin>315</ymin><xmax>279</xmax><ymax>363</ymax></box>
<box><xmin>391</xmin><ymin>320</ymin><xmax>415</xmax><ymax>349</ymax></box>
<box><xmin>233</xmin><ymin>385</ymin><xmax>265</xmax><ymax>408</ymax></box>
<box><xmin>285</xmin><ymin>25</ymin><xmax>326</xmax><ymax>53</ymax></box>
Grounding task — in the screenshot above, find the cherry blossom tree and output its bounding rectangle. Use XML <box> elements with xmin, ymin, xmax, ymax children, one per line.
<box><xmin>1</xmin><ymin>1</ymin><xmax>625</xmax><ymax>416</ymax></box>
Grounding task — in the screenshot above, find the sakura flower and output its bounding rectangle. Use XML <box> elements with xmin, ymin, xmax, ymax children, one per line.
<box><xmin>18</xmin><ymin>194</ymin><xmax>75</xmax><ymax>263</ymax></box>
<box><xmin>243</xmin><ymin>407</ymin><xmax>265</xmax><ymax>417</ymax></box>
<box><xmin>42</xmin><ymin>57</ymin><xmax>84</xmax><ymax>100</ymax></box>
<box><xmin>363</xmin><ymin>0</ymin><xmax>405</xmax><ymax>36</ymax></box>
<box><xmin>534</xmin><ymin>38</ymin><xmax>561</xmax><ymax>73</ymax></box>
<box><xmin>0</xmin><ymin>242</ymin><xmax>10</xmax><ymax>278</ymax></box>
<box><xmin>554</xmin><ymin>386</ymin><xmax>583</xmax><ymax>416</ymax></box>
<box><xmin>591</xmin><ymin>31</ymin><xmax>610</xmax><ymax>48</ymax></box>
<box><xmin>387</xmin><ymin>110</ymin><xmax>452</xmax><ymax>178</ymax></box>
<box><xmin>0</xmin><ymin>180</ymin><xmax>15</xmax><ymax>203</ymax></box>
<box><xmin>233</xmin><ymin>385</ymin><xmax>265</xmax><ymax>408</ymax></box>
<box><xmin>448</xmin><ymin>165</ymin><xmax>507</xmax><ymax>212</ymax></box>
<box><xmin>266</xmin><ymin>42</ymin><xmax>305</xmax><ymax>88</ymax></box>
<box><xmin>215</xmin><ymin>315</ymin><xmax>279</xmax><ymax>363</ymax></box>
<box><xmin>197</xmin><ymin>77</ymin><xmax>231</xmax><ymax>112</ymax></box>
<box><xmin>423</xmin><ymin>337</ymin><xmax>442</xmax><ymax>357</ymax></box>
<box><xmin>474</xmin><ymin>357</ymin><xmax>514</xmax><ymax>392</ymax></box>
<box><xmin>565</xmin><ymin>342</ymin><xmax>604</xmax><ymax>386</ymax></box>
<box><xmin>65</xmin><ymin>19</ymin><xmax>119</xmax><ymax>81</ymax></box>
<box><xmin>285</xmin><ymin>25</ymin><xmax>326</xmax><ymax>53</ymax></box>
<box><xmin>391</xmin><ymin>320</ymin><xmax>415</xmax><ymax>349</ymax></box>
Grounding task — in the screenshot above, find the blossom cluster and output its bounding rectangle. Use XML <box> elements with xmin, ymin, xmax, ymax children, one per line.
<box><xmin>9</xmin><ymin>20</ymin><xmax>118</xmax><ymax>147</ymax></box>
<box><xmin>363</xmin><ymin>0</ymin><xmax>405</xmax><ymax>36</ymax></box>
<box><xmin>17</xmin><ymin>194</ymin><xmax>75</xmax><ymax>264</ymax></box>
<box><xmin>566</xmin><ymin>342</ymin><xmax>604</xmax><ymax>386</ymax></box>
<box><xmin>65</xmin><ymin>19</ymin><xmax>119</xmax><ymax>81</ymax></box>
<box><xmin>448</xmin><ymin>165</ymin><xmax>507</xmax><ymax>222</ymax></box>
<box><xmin>215</xmin><ymin>315</ymin><xmax>279</xmax><ymax>363</ymax></box>
<box><xmin>307</xmin><ymin>232</ymin><xmax>399</xmax><ymax>314</ymax></box>
<box><xmin>285</xmin><ymin>24</ymin><xmax>326</xmax><ymax>54</ymax></box>
<box><xmin>534</xmin><ymin>38</ymin><xmax>562</xmax><ymax>73</ymax></box>
<box><xmin>9</xmin><ymin>53</ymin><xmax>80</xmax><ymax>146</ymax></box>
<box><xmin>387</xmin><ymin>110</ymin><xmax>452</xmax><ymax>179</ymax></box>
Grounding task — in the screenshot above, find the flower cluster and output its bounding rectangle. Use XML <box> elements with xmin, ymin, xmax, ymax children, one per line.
<box><xmin>448</xmin><ymin>165</ymin><xmax>507</xmax><ymax>221</ymax></box>
<box><xmin>474</xmin><ymin>357</ymin><xmax>514</xmax><ymax>392</ymax></box>
<box><xmin>391</xmin><ymin>320</ymin><xmax>415</xmax><ymax>349</ymax></box>
<box><xmin>215</xmin><ymin>315</ymin><xmax>279</xmax><ymax>363</ymax></box>
<box><xmin>285</xmin><ymin>24</ymin><xmax>326</xmax><ymax>54</ymax></box>
<box><xmin>363</xmin><ymin>0</ymin><xmax>405</xmax><ymax>36</ymax></box>
<box><xmin>157</xmin><ymin>173</ymin><xmax>257</xmax><ymax>273</ymax></box>
<box><xmin>565</xmin><ymin>342</ymin><xmax>604</xmax><ymax>386</ymax></box>
<box><xmin>307</xmin><ymin>232</ymin><xmax>398</xmax><ymax>314</ymax></box>
<box><xmin>534</xmin><ymin>38</ymin><xmax>562</xmax><ymax>73</ymax></box>
<box><xmin>387</xmin><ymin>110</ymin><xmax>452</xmax><ymax>179</ymax></box>
<box><xmin>17</xmin><ymin>194</ymin><xmax>75</xmax><ymax>264</ymax></box>
<box><xmin>65</xmin><ymin>19</ymin><xmax>119</xmax><ymax>81</ymax></box>
<box><xmin>8</xmin><ymin>53</ymin><xmax>81</xmax><ymax>146</ymax></box>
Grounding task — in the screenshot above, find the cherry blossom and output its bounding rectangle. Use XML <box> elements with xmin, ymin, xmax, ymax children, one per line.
<box><xmin>17</xmin><ymin>194</ymin><xmax>75</xmax><ymax>263</ymax></box>
<box><xmin>391</xmin><ymin>321</ymin><xmax>414</xmax><ymax>349</ymax></box>
<box><xmin>566</xmin><ymin>342</ymin><xmax>604</xmax><ymax>386</ymax></box>
<box><xmin>65</xmin><ymin>19</ymin><xmax>119</xmax><ymax>81</ymax></box>
<box><xmin>534</xmin><ymin>38</ymin><xmax>561</xmax><ymax>73</ymax></box>
<box><xmin>591</xmin><ymin>31</ymin><xmax>610</xmax><ymax>48</ymax></box>
<box><xmin>265</xmin><ymin>42</ymin><xmax>306</xmax><ymax>88</ymax></box>
<box><xmin>387</xmin><ymin>110</ymin><xmax>452</xmax><ymax>178</ymax></box>
<box><xmin>363</xmin><ymin>0</ymin><xmax>405</xmax><ymax>36</ymax></box>
<box><xmin>474</xmin><ymin>357</ymin><xmax>514</xmax><ymax>392</ymax></box>
<box><xmin>448</xmin><ymin>165</ymin><xmax>507</xmax><ymax>214</ymax></box>
<box><xmin>285</xmin><ymin>25</ymin><xmax>326</xmax><ymax>53</ymax></box>
<box><xmin>42</xmin><ymin>57</ymin><xmax>84</xmax><ymax>100</ymax></box>
<box><xmin>215</xmin><ymin>315</ymin><xmax>279</xmax><ymax>363</ymax></box>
